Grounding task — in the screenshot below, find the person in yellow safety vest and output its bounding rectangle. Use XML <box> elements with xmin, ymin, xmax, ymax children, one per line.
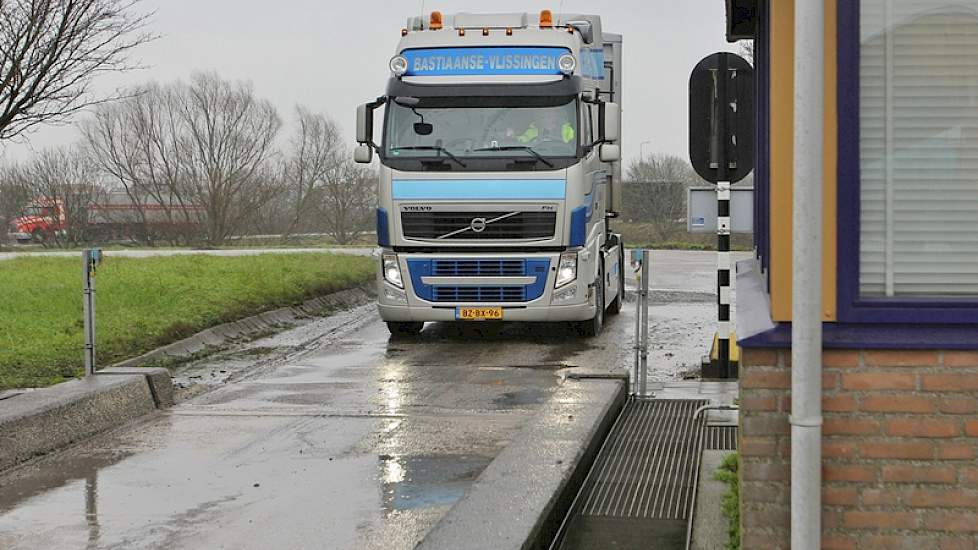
<box><xmin>518</xmin><ymin>110</ymin><xmax>575</xmax><ymax>145</ymax></box>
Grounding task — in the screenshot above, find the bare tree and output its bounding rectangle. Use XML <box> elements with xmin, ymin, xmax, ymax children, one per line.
<box><xmin>0</xmin><ymin>168</ymin><xmax>30</xmax><ymax>237</ymax></box>
<box><xmin>0</xmin><ymin>0</ymin><xmax>154</xmax><ymax>141</ymax></box>
<box><xmin>84</xmin><ymin>72</ymin><xmax>283</xmax><ymax>244</ymax></box>
<box><xmin>82</xmin><ymin>81</ymin><xmax>199</xmax><ymax>245</ymax></box>
<box><xmin>175</xmin><ymin>72</ymin><xmax>282</xmax><ymax>244</ymax></box>
<box><xmin>318</xmin><ymin>161</ymin><xmax>374</xmax><ymax>245</ymax></box>
<box><xmin>6</xmin><ymin>147</ymin><xmax>102</xmax><ymax>247</ymax></box>
<box><xmin>623</xmin><ymin>153</ymin><xmax>702</xmax><ymax>241</ymax></box>
<box><xmin>281</xmin><ymin>106</ymin><xmax>343</xmax><ymax>237</ymax></box>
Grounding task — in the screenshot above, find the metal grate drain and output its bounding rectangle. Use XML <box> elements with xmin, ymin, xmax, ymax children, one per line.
<box><xmin>577</xmin><ymin>399</ymin><xmax>709</xmax><ymax>521</ymax></box>
<box><xmin>704</xmin><ymin>425</ymin><xmax>738</xmax><ymax>451</ymax></box>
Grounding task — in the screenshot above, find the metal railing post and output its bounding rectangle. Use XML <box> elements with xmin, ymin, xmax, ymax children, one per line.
<box><xmin>633</xmin><ymin>251</ymin><xmax>642</xmax><ymax>395</ymax></box>
<box><xmin>639</xmin><ymin>250</ymin><xmax>650</xmax><ymax>396</ymax></box>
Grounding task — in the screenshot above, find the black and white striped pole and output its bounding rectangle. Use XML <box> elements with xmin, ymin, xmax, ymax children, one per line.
<box><xmin>690</xmin><ymin>51</ymin><xmax>754</xmax><ymax>379</ymax></box>
<box><xmin>713</xmin><ymin>53</ymin><xmax>732</xmax><ymax>378</ymax></box>
<box><xmin>717</xmin><ymin>182</ymin><xmax>731</xmax><ymax>377</ymax></box>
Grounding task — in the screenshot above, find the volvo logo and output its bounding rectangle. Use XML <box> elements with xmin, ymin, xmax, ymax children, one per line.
<box><xmin>470</xmin><ymin>217</ymin><xmax>487</xmax><ymax>233</ymax></box>
<box><xmin>435</xmin><ymin>211</ymin><xmax>519</xmax><ymax>240</ymax></box>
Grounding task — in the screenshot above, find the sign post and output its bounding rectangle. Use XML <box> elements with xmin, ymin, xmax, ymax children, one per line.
<box><xmin>689</xmin><ymin>52</ymin><xmax>754</xmax><ymax>379</ymax></box>
<box><xmin>82</xmin><ymin>249</ymin><xmax>102</xmax><ymax>376</ymax></box>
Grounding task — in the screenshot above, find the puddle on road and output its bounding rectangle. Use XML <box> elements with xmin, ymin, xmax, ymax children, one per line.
<box><xmin>378</xmin><ymin>454</ymin><xmax>490</xmax><ymax>513</ymax></box>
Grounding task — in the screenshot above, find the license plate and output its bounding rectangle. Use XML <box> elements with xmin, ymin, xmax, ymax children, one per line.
<box><xmin>457</xmin><ymin>307</ymin><xmax>503</xmax><ymax>321</ymax></box>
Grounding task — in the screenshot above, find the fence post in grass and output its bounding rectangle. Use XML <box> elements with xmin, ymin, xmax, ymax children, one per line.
<box><xmin>82</xmin><ymin>249</ymin><xmax>102</xmax><ymax>376</ymax></box>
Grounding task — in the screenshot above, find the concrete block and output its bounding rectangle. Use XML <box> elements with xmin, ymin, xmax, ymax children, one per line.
<box><xmin>0</xmin><ymin>374</ymin><xmax>159</xmax><ymax>471</ymax></box>
<box><xmin>97</xmin><ymin>367</ymin><xmax>175</xmax><ymax>408</ymax></box>
<box><xmin>417</xmin><ymin>376</ymin><xmax>627</xmax><ymax>550</ymax></box>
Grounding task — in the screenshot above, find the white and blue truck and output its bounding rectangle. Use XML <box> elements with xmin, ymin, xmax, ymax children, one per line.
<box><xmin>355</xmin><ymin>10</ymin><xmax>624</xmax><ymax>337</ymax></box>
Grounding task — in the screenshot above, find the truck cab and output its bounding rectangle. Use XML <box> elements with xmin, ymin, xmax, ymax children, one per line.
<box><xmin>357</xmin><ymin>11</ymin><xmax>624</xmax><ymax>337</ymax></box>
<box><xmin>7</xmin><ymin>199</ymin><xmax>65</xmax><ymax>243</ymax></box>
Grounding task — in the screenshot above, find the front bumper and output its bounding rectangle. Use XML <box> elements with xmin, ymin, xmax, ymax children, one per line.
<box><xmin>378</xmin><ymin>301</ymin><xmax>595</xmax><ymax>322</ymax></box>
<box><xmin>377</xmin><ymin>250</ymin><xmax>596</xmax><ymax>323</ymax></box>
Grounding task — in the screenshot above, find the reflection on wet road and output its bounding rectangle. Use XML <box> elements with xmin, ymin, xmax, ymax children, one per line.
<box><xmin>0</xmin><ymin>306</ymin><xmax>631</xmax><ymax>550</ymax></box>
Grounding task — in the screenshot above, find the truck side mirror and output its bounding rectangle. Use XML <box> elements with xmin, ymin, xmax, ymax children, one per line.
<box><xmin>602</xmin><ymin>102</ymin><xmax>621</xmax><ymax>143</ymax></box>
<box><xmin>599</xmin><ymin>143</ymin><xmax>621</xmax><ymax>162</ymax></box>
<box><xmin>354</xmin><ymin>143</ymin><xmax>373</xmax><ymax>164</ymax></box>
<box><xmin>356</xmin><ymin>104</ymin><xmax>373</xmax><ymax>144</ymax></box>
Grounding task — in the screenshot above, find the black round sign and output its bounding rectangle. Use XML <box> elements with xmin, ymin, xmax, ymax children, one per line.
<box><xmin>688</xmin><ymin>52</ymin><xmax>755</xmax><ymax>184</ymax></box>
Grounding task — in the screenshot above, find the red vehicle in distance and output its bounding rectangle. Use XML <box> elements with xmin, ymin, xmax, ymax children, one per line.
<box><xmin>6</xmin><ymin>197</ymin><xmax>66</xmax><ymax>243</ymax></box>
<box><xmin>7</xmin><ymin>193</ymin><xmax>204</xmax><ymax>244</ymax></box>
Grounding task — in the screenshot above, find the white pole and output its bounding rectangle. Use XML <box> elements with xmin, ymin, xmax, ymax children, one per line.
<box><xmin>792</xmin><ymin>0</ymin><xmax>824</xmax><ymax>548</ymax></box>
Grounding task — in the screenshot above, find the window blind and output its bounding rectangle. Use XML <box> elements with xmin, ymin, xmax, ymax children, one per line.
<box><xmin>860</xmin><ymin>0</ymin><xmax>978</xmax><ymax>297</ymax></box>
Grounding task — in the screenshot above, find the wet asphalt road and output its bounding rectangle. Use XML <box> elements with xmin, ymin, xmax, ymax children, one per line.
<box><xmin>0</xmin><ymin>250</ymin><xmax>740</xmax><ymax>550</ymax></box>
<box><xmin>0</xmin><ymin>309</ymin><xmax>631</xmax><ymax>550</ymax></box>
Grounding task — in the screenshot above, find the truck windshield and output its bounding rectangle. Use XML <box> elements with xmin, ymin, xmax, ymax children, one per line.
<box><xmin>385</xmin><ymin>96</ymin><xmax>578</xmax><ymax>162</ymax></box>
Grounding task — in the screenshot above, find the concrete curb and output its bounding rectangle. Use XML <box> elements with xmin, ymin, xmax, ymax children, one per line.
<box><xmin>97</xmin><ymin>366</ymin><xmax>175</xmax><ymax>408</ymax></box>
<box><xmin>0</xmin><ymin>369</ymin><xmax>172</xmax><ymax>472</ymax></box>
<box><xmin>417</xmin><ymin>374</ymin><xmax>628</xmax><ymax>550</ymax></box>
<box><xmin>690</xmin><ymin>450</ymin><xmax>736</xmax><ymax>550</ymax></box>
<box><xmin>0</xmin><ymin>287</ymin><xmax>372</xmax><ymax>471</ymax></box>
<box><xmin>0</xmin><ymin>286</ymin><xmax>374</xmax><ymax>473</ymax></box>
<box><xmin>0</xmin><ymin>286</ymin><xmax>372</xmax><ymax>473</ymax></box>
<box><xmin>112</xmin><ymin>286</ymin><xmax>373</xmax><ymax>369</ymax></box>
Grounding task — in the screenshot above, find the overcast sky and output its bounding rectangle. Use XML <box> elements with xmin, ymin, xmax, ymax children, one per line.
<box><xmin>0</xmin><ymin>0</ymin><xmax>741</xmax><ymax>166</ymax></box>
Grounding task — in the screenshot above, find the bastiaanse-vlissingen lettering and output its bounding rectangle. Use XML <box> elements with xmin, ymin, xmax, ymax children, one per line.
<box><xmin>412</xmin><ymin>53</ymin><xmax>559</xmax><ymax>73</ymax></box>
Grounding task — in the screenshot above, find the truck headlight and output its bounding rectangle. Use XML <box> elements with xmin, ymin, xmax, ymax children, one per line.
<box><xmin>558</xmin><ymin>54</ymin><xmax>576</xmax><ymax>75</ymax></box>
<box><xmin>390</xmin><ymin>55</ymin><xmax>408</xmax><ymax>76</ymax></box>
<box><xmin>555</xmin><ymin>251</ymin><xmax>578</xmax><ymax>288</ymax></box>
<box><xmin>383</xmin><ymin>252</ymin><xmax>403</xmax><ymax>288</ymax></box>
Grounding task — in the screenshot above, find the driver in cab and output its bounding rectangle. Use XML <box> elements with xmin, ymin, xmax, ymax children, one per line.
<box><xmin>517</xmin><ymin>110</ymin><xmax>575</xmax><ymax>145</ymax></box>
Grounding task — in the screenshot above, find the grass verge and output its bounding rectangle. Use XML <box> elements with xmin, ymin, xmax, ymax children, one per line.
<box><xmin>0</xmin><ymin>253</ymin><xmax>374</xmax><ymax>390</ymax></box>
<box><xmin>714</xmin><ymin>452</ymin><xmax>740</xmax><ymax>550</ymax></box>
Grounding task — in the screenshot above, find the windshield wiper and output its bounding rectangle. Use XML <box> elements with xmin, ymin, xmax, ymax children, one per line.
<box><xmin>390</xmin><ymin>146</ymin><xmax>466</xmax><ymax>168</ymax></box>
<box><xmin>473</xmin><ymin>145</ymin><xmax>554</xmax><ymax>168</ymax></box>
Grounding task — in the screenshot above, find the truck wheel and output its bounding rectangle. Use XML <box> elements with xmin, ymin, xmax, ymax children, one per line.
<box><xmin>607</xmin><ymin>247</ymin><xmax>625</xmax><ymax>315</ymax></box>
<box><xmin>386</xmin><ymin>321</ymin><xmax>424</xmax><ymax>337</ymax></box>
<box><xmin>31</xmin><ymin>229</ymin><xmax>45</xmax><ymax>245</ymax></box>
<box><xmin>575</xmin><ymin>266</ymin><xmax>604</xmax><ymax>337</ymax></box>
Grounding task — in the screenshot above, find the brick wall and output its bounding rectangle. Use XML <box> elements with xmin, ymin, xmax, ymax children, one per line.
<box><xmin>739</xmin><ymin>348</ymin><xmax>978</xmax><ymax>549</ymax></box>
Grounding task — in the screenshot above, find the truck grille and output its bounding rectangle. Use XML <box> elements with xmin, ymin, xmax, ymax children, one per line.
<box><xmin>433</xmin><ymin>286</ymin><xmax>525</xmax><ymax>302</ymax></box>
<box><xmin>407</xmin><ymin>258</ymin><xmax>551</xmax><ymax>303</ymax></box>
<box><xmin>401</xmin><ymin>211</ymin><xmax>557</xmax><ymax>240</ymax></box>
<box><xmin>432</xmin><ymin>259</ymin><xmax>525</xmax><ymax>276</ymax></box>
